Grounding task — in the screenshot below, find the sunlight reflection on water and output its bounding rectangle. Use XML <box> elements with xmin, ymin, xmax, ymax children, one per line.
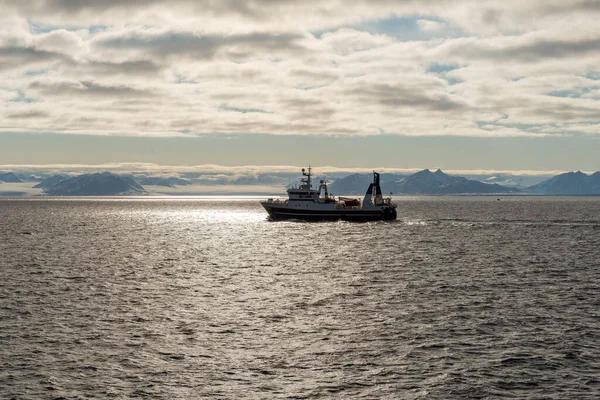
<box><xmin>1</xmin><ymin>197</ymin><xmax>599</xmax><ymax>399</ymax></box>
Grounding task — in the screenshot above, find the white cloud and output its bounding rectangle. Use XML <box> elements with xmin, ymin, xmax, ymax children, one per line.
<box><xmin>0</xmin><ymin>162</ymin><xmax>576</xmax><ymax>177</ymax></box>
<box><xmin>417</xmin><ymin>19</ymin><xmax>446</xmax><ymax>33</ymax></box>
<box><xmin>34</xmin><ymin>29</ymin><xmax>88</xmax><ymax>55</ymax></box>
<box><xmin>0</xmin><ymin>1</ymin><xmax>599</xmax><ymax>138</ymax></box>
<box><xmin>320</xmin><ymin>28</ymin><xmax>392</xmax><ymax>54</ymax></box>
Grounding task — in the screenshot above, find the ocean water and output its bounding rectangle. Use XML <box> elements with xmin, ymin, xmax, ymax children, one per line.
<box><xmin>1</xmin><ymin>197</ymin><xmax>599</xmax><ymax>399</ymax></box>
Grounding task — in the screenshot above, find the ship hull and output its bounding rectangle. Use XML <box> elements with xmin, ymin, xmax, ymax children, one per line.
<box><xmin>262</xmin><ymin>204</ymin><xmax>397</xmax><ymax>221</ymax></box>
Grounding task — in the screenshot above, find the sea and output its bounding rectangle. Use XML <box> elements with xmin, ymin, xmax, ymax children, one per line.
<box><xmin>1</xmin><ymin>196</ymin><xmax>599</xmax><ymax>399</ymax></box>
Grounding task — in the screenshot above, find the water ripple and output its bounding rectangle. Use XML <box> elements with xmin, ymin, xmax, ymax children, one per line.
<box><xmin>1</xmin><ymin>197</ymin><xmax>599</xmax><ymax>399</ymax></box>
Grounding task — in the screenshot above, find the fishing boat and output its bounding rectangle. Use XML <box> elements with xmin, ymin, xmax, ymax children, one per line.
<box><xmin>261</xmin><ymin>167</ymin><xmax>397</xmax><ymax>221</ymax></box>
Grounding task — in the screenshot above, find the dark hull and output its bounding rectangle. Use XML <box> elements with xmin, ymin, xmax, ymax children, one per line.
<box><xmin>263</xmin><ymin>205</ymin><xmax>397</xmax><ymax>222</ymax></box>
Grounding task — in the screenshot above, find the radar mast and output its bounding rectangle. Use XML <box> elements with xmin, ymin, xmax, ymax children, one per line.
<box><xmin>300</xmin><ymin>166</ymin><xmax>312</xmax><ymax>189</ymax></box>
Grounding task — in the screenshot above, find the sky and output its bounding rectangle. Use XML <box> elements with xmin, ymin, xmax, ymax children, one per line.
<box><xmin>1</xmin><ymin>0</ymin><xmax>599</xmax><ymax>174</ymax></box>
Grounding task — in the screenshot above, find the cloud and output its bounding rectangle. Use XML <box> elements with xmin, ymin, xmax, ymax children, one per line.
<box><xmin>34</xmin><ymin>29</ymin><xmax>87</xmax><ymax>54</ymax></box>
<box><xmin>343</xmin><ymin>81</ymin><xmax>468</xmax><ymax>112</ymax></box>
<box><xmin>83</xmin><ymin>60</ymin><xmax>162</xmax><ymax>76</ymax></box>
<box><xmin>0</xmin><ymin>1</ymin><xmax>599</xmax><ymax>139</ymax></box>
<box><xmin>0</xmin><ymin>46</ymin><xmax>66</xmax><ymax>71</ymax></box>
<box><xmin>92</xmin><ymin>29</ymin><xmax>307</xmax><ymax>61</ymax></box>
<box><xmin>6</xmin><ymin>110</ymin><xmax>49</xmax><ymax>119</ymax></box>
<box><xmin>320</xmin><ymin>28</ymin><xmax>392</xmax><ymax>54</ymax></box>
<box><xmin>440</xmin><ymin>35</ymin><xmax>600</xmax><ymax>63</ymax></box>
<box><xmin>417</xmin><ymin>19</ymin><xmax>446</xmax><ymax>33</ymax></box>
<box><xmin>0</xmin><ymin>162</ymin><xmax>574</xmax><ymax>177</ymax></box>
<box><xmin>2</xmin><ymin>1</ymin><xmax>596</xmax><ymax>36</ymax></box>
<box><xmin>28</xmin><ymin>79</ymin><xmax>157</xmax><ymax>98</ymax></box>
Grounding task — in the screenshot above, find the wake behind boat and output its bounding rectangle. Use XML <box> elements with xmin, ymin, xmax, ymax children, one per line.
<box><xmin>261</xmin><ymin>167</ymin><xmax>397</xmax><ymax>221</ymax></box>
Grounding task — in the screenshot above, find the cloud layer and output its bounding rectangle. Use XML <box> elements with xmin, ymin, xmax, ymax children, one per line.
<box><xmin>0</xmin><ymin>162</ymin><xmax>573</xmax><ymax>178</ymax></box>
<box><xmin>1</xmin><ymin>1</ymin><xmax>599</xmax><ymax>138</ymax></box>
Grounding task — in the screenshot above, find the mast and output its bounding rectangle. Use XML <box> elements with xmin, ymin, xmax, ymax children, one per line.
<box><xmin>300</xmin><ymin>166</ymin><xmax>312</xmax><ymax>189</ymax></box>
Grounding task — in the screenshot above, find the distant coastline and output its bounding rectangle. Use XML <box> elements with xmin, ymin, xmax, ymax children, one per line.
<box><xmin>1</xmin><ymin>169</ymin><xmax>599</xmax><ymax>197</ymax></box>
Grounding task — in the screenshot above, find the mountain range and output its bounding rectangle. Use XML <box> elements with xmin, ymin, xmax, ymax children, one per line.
<box><xmin>394</xmin><ymin>169</ymin><xmax>520</xmax><ymax>194</ymax></box>
<box><xmin>329</xmin><ymin>169</ymin><xmax>520</xmax><ymax>195</ymax></box>
<box><xmin>33</xmin><ymin>174</ymin><xmax>68</xmax><ymax>189</ymax></box>
<box><xmin>42</xmin><ymin>172</ymin><xmax>147</xmax><ymax>196</ymax></box>
<box><xmin>326</xmin><ymin>173</ymin><xmax>405</xmax><ymax>195</ymax></box>
<box><xmin>0</xmin><ymin>172</ymin><xmax>23</xmax><ymax>183</ymax></box>
<box><xmin>329</xmin><ymin>169</ymin><xmax>600</xmax><ymax>195</ymax></box>
<box><xmin>1</xmin><ymin>169</ymin><xmax>599</xmax><ymax>196</ymax></box>
<box><xmin>527</xmin><ymin>171</ymin><xmax>600</xmax><ymax>195</ymax></box>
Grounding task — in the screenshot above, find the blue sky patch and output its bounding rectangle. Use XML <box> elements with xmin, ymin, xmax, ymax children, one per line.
<box><xmin>219</xmin><ymin>104</ymin><xmax>270</xmax><ymax>114</ymax></box>
<box><xmin>547</xmin><ymin>87</ymin><xmax>598</xmax><ymax>98</ymax></box>
<box><xmin>426</xmin><ymin>63</ymin><xmax>462</xmax><ymax>85</ymax></box>
<box><xmin>585</xmin><ymin>71</ymin><xmax>600</xmax><ymax>80</ymax></box>
<box><xmin>426</xmin><ymin>63</ymin><xmax>460</xmax><ymax>74</ymax></box>
<box><xmin>24</xmin><ymin>69</ymin><xmax>47</xmax><ymax>77</ymax></box>
<box><xmin>10</xmin><ymin>91</ymin><xmax>34</xmax><ymax>103</ymax></box>
<box><xmin>28</xmin><ymin>21</ymin><xmax>107</xmax><ymax>34</ymax></box>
